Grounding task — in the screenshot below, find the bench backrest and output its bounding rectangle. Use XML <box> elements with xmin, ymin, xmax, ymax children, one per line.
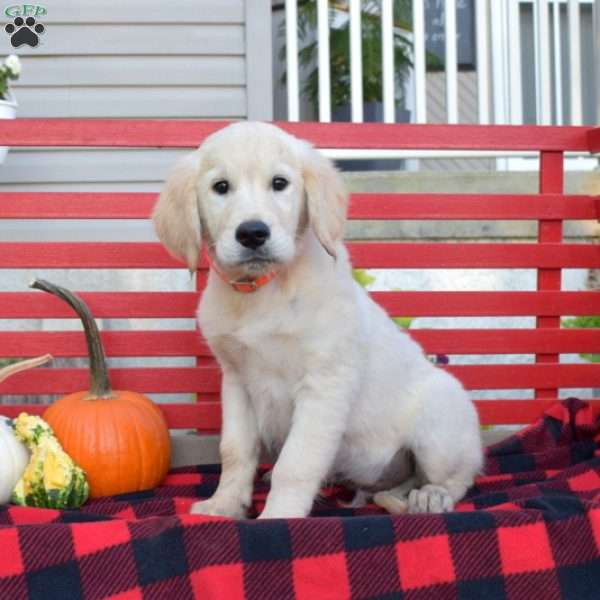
<box><xmin>1</xmin><ymin>120</ymin><xmax>599</xmax><ymax>430</ymax></box>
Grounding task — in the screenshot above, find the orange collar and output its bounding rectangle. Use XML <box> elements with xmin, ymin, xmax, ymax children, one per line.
<box><xmin>204</xmin><ymin>251</ymin><xmax>279</xmax><ymax>293</ymax></box>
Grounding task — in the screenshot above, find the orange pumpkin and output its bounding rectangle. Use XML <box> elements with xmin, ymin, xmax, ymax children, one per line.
<box><xmin>31</xmin><ymin>279</ymin><xmax>171</xmax><ymax>498</ymax></box>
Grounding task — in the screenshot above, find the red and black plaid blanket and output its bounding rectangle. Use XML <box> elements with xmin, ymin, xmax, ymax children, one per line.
<box><xmin>1</xmin><ymin>398</ymin><xmax>599</xmax><ymax>600</ymax></box>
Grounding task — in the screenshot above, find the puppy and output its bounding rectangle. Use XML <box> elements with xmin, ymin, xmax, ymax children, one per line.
<box><xmin>153</xmin><ymin>122</ymin><xmax>483</xmax><ymax>519</ymax></box>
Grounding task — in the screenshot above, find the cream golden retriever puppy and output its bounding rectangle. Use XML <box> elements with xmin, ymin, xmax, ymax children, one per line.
<box><xmin>153</xmin><ymin>122</ymin><xmax>483</xmax><ymax>519</ymax></box>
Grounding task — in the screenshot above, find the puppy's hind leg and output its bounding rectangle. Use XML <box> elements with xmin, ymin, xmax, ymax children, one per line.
<box><xmin>406</xmin><ymin>376</ymin><xmax>484</xmax><ymax>514</ymax></box>
<box><xmin>407</xmin><ymin>435</ymin><xmax>483</xmax><ymax>514</ymax></box>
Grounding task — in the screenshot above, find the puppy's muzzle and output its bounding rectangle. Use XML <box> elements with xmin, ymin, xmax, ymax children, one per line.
<box><xmin>236</xmin><ymin>220</ymin><xmax>271</xmax><ymax>250</ymax></box>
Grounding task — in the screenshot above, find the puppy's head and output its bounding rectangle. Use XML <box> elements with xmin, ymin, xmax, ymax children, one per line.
<box><xmin>152</xmin><ymin>122</ymin><xmax>348</xmax><ymax>276</ymax></box>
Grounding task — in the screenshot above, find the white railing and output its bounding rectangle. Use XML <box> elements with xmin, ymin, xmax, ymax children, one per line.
<box><xmin>317</xmin><ymin>0</ymin><xmax>331</xmax><ymax>121</ymax></box>
<box><xmin>568</xmin><ymin>0</ymin><xmax>583</xmax><ymax>124</ymax></box>
<box><xmin>284</xmin><ymin>0</ymin><xmax>595</xmax><ymax>127</ymax></box>
<box><xmin>412</xmin><ymin>0</ymin><xmax>427</xmax><ymax>123</ymax></box>
<box><xmin>284</xmin><ymin>0</ymin><xmax>300</xmax><ymax>121</ymax></box>
<box><xmin>475</xmin><ymin>0</ymin><xmax>489</xmax><ymax>124</ymax></box>
<box><xmin>381</xmin><ymin>0</ymin><xmax>395</xmax><ymax>122</ymax></box>
<box><xmin>445</xmin><ymin>0</ymin><xmax>458</xmax><ymax>123</ymax></box>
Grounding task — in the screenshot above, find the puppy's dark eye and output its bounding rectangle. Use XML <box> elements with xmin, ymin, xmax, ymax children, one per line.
<box><xmin>212</xmin><ymin>180</ymin><xmax>229</xmax><ymax>195</ymax></box>
<box><xmin>272</xmin><ymin>177</ymin><xmax>289</xmax><ymax>192</ymax></box>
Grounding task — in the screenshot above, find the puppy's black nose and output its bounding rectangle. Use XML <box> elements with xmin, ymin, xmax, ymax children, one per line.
<box><xmin>236</xmin><ymin>220</ymin><xmax>270</xmax><ymax>250</ymax></box>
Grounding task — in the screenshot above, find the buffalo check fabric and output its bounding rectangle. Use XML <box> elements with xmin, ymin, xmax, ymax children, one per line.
<box><xmin>1</xmin><ymin>398</ymin><xmax>599</xmax><ymax>600</ymax></box>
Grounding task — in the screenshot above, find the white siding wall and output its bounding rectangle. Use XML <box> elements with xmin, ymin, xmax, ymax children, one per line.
<box><xmin>0</xmin><ymin>0</ymin><xmax>273</xmax><ymax>190</ymax></box>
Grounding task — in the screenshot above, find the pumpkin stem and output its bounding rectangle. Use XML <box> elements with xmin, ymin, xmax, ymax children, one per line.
<box><xmin>30</xmin><ymin>279</ymin><xmax>113</xmax><ymax>398</ymax></box>
<box><xmin>0</xmin><ymin>354</ymin><xmax>53</xmax><ymax>384</ymax></box>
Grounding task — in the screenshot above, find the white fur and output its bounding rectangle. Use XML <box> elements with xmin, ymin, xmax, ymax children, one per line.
<box><xmin>153</xmin><ymin>122</ymin><xmax>484</xmax><ymax>519</ymax></box>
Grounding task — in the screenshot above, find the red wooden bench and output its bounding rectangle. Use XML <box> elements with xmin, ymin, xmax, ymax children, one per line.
<box><xmin>1</xmin><ymin>119</ymin><xmax>599</xmax><ymax>429</ymax></box>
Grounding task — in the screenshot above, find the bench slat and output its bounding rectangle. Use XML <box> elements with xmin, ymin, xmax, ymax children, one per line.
<box><xmin>0</xmin><ymin>402</ymin><xmax>222</xmax><ymax>430</ymax></box>
<box><xmin>370</xmin><ymin>291</ymin><xmax>600</xmax><ymax>317</ymax></box>
<box><xmin>350</xmin><ymin>194</ymin><xmax>600</xmax><ymax>220</ymax></box>
<box><xmin>1</xmin><ymin>328</ymin><xmax>599</xmax><ymax>357</ymax></box>
<box><xmin>1</xmin><ymin>291</ymin><xmax>598</xmax><ymax>318</ymax></box>
<box><xmin>0</xmin><ymin>242</ymin><xmax>177</xmax><ymax>268</ymax></box>
<box><xmin>0</xmin><ymin>192</ymin><xmax>157</xmax><ymax>219</ymax></box>
<box><xmin>446</xmin><ymin>363</ymin><xmax>600</xmax><ymax>389</ymax></box>
<box><xmin>0</xmin><ymin>119</ymin><xmax>594</xmax><ymax>151</ymax></box>
<box><xmin>411</xmin><ymin>328</ymin><xmax>600</xmax><ymax>355</ymax></box>
<box><xmin>1</xmin><ymin>399</ymin><xmax>599</xmax><ymax>428</ymax></box>
<box><xmin>2</xmin><ymin>192</ymin><xmax>599</xmax><ymax>221</ymax></box>
<box><xmin>0</xmin><ymin>292</ymin><xmax>200</xmax><ymax>318</ymax></box>
<box><xmin>2</xmin><ymin>242</ymin><xmax>598</xmax><ymax>268</ymax></box>
<box><xmin>0</xmin><ymin>366</ymin><xmax>221</xmax><ymax>394</ymax></box>
<box><xmin>1</xmin><ymin>363</ymin><xmax>598</xmax><ymax>394</ymax></box>
<box><xmin>0</xmin><ymin>331</ymin><xmax>208</xmax><ymax>357</ymax></box>
<box><xmin>475</xmin><ymin>399</ymin><xmax>600</xmax><ymax>425</ymax></box>
<box><xmin>349</xmin><ymin>242</ymin><xmax>600</xmax><ymax>269</ymax></box>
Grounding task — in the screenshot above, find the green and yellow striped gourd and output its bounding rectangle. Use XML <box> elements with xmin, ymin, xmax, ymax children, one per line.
<box><xmin>11</xmin><ymin>413</ymin><xmax>89</xmax><ymax>509</ymax></box>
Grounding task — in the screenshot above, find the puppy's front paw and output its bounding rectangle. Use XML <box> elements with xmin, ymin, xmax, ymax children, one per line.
<box><xmin>190</xmin><ymin>497</ymin><xmax>247</xmax><ymax>519</ymax></box>
<box><xmin>408</xmin><ymin>484</ymin><xmax>454</xmax><ymax>514</ymax></box>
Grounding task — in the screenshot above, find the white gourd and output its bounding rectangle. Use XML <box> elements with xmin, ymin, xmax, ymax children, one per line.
<box><xmin>0</xmin><ymin>416</ymin><xmax>29</xmax><ymax>503</ymax></box>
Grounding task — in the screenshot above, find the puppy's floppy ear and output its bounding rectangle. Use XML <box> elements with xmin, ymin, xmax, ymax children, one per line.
<box><xmin>152</xmin><ymin>151</ymin><xmax>202</xmax><ymax>272</ymax></box>
<box><xmin>301</xmin><ymin>143</ymin><xmax>349</xmax><ymax>258</ymax></box>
